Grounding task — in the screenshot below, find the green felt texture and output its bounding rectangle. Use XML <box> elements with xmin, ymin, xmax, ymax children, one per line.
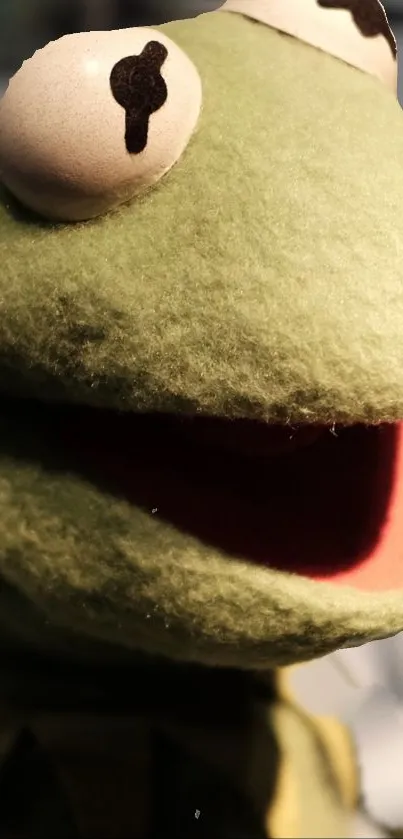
<box><xmin>0</xmin><ymin>398</ymin><xmax>402</xmax><ymax>670</ymax></box>
<box><xmin>1</xmin><ymin>11</ymin><xmax>403</xmax><ymax>672</ymax></box>
<box><xmin>1</xmin><ymin>13</ymin><xmax>403</xmax><ymax>423</ymax></box>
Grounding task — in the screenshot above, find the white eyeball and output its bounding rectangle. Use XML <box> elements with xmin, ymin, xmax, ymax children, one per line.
<box><xmin>0</xmin><ymin>28</ymin><xmax>202</xmax><ymax>222</ymax></box>
<box><xmin>222</xmin><ymin>0</ymin><xmax>397</xmax><ymax>92</ymax></box>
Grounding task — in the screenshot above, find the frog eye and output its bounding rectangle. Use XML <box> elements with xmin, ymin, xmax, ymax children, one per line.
<box><xmin>223</xmin><ymin>0</ymin><xmax>397</xmax><ymax>92</ymax></box>
<box><xmin>0</xmin><ymin>28</ymin><xmax>202</xmax><ymax>222</ymax></box>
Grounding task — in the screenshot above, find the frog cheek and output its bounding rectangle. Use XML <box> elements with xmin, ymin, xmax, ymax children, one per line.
<box><xmin>0</xmin><ymin>27</ymin><xmax>202</xmax><ymax>223</ymax></box>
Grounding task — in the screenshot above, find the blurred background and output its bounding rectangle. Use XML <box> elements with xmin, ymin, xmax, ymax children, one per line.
<box><xmin>0</xmin><ymin>0</ymin><xmax>224</xmax><ymax>75</ymax></box>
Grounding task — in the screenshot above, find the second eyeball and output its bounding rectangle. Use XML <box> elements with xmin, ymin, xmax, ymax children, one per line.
<box><xmin>0</xmin><ymin>28</ymin><xmax>202</xmax><ymax>222</ymax></box>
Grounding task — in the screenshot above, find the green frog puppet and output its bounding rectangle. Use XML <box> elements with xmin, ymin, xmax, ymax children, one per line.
<box><xmin>0</xmin><ymin>0</ymin><xmax>402</xmax><ymax>835</ymax></box>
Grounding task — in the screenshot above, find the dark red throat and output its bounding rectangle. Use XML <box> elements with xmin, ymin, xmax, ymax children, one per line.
<box><xmin>56</xmin><ymin>409</ymin><xmax>403</xmax><ymax>593</ymax></box>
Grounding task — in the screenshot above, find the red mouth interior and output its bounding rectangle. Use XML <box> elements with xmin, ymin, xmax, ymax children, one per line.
<box><xmin>57</xmin><ymin>409</ymin><xmax>403</xmax><ymax>592</ymax></box>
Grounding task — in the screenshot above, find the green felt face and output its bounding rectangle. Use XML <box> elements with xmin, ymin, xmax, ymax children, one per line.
<box><xmin>1</xmin><ymin>10</ymin><xmax>403</xmax><ymax>670</ymax></box>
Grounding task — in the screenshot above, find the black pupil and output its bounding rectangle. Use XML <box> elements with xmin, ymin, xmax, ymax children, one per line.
<box><xmin>110</xmin><ymin>40</ymin><xmax>169</xmax><ymax>155</ymax></box>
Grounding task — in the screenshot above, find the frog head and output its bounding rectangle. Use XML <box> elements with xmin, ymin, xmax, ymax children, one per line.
<box><xmin>0</xmin><ymin>0</ymin><xmax>402</xmax><ymax>670</ymax></box>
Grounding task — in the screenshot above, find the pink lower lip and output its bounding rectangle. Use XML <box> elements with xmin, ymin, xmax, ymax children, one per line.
<box><xmin>52</xmin><ymin>403</ymin><xmax>403</xmax><ymax>593</ymax></box>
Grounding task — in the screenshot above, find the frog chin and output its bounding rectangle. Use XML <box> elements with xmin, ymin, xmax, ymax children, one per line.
<box><xmin>47</xmin><ymin>402</ymin><xmax>403</xmax><ymax>594</ymax></box>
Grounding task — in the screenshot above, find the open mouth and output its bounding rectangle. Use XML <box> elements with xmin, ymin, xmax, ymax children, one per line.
<box><xmin>42</xmin><ymin>404</ymin><xmax>403</xmax><ymax>594</ymax></box>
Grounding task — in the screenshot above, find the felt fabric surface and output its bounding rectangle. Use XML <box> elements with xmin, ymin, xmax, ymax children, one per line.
<box><xmin>0</xmin><ymin>12</ymin><xmax>399</xmax><ymax>836</ymax></box>
<box><xmin>2</xmin><ymin>13</ymin><xmax>403</xmax><ymax>425</ymax></box>
<box><xmin>0</xmin><ymin>397</ymin><xmax>403</xmax><ymax>669</ymax></box>
<box><xmin>1</xmin><ymin>11</ymin><xmax>403</xmax><ymax>666</ymax></box>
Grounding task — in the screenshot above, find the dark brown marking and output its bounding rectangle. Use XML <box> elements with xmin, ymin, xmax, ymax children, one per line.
<box><xmin>317</xmin><ymin>0</ymin><xmax>397</xmax><ymax>58</ymax></box>
<box><xmin>110</xmin><ymin>41</ymin><xmax>169</xmax><ymax>155</ymax></box>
